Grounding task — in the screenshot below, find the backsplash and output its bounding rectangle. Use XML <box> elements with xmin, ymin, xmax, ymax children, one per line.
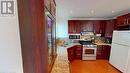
<box><xmin>95</xmin><ymin>36</ymin><xmax>106</xmax><ymax>43</ymax></box>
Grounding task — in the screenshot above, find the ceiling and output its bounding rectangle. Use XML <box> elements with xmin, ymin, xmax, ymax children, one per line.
<box><xmin>55</xmin><ymin>0</ymin><xmax>130</xmax><ymax>19</ymax></box>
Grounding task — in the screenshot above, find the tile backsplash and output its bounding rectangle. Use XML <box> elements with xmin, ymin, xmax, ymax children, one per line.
<box><xmin>95</xmin><ymin>36</ymin><xmax>106</xmax><ymax>43</ymax></box>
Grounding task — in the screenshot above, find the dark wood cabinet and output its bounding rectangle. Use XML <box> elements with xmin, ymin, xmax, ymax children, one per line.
<box><xmin>68</xmin><ymin>20</ymin><xmax>81</xmax><ymax>33</ymax></box>
<box><xmin>105</xmin><ymin>20</ymin><xmax>116</xmax><ymax>37</ymax></box>
<box><xmin>96</xmin><ymin>45</ymin><xmax>104</xmax><ymax>59</ymax></box>
<box><xmin>68</xmin><ymin>20</ymin><xmax>116</xmax><ymax>37</ymax></box>
<box><xmin>96</xmin><ymin>45</ymin><xmax>111</xmax><ymax>60</ymax></box>
<box><xmin>80</xmin><ymin>20</ymin><xmax>94</xmax><ymax>32</ymax></box>
<box><xmin>117</xmin><ymin>13</ymin><xmax>130</xmax><ymax>26</ymax></box>
<box><xmin>68</xmin><ymin>20</ymin><xmax>94</xmax><ymax>34</ymax></box>
<box><xmin>75</xmin><ymin>45</ymin><xmax>82</xmax><ymax>59</ymax></box>
<box><xmin>93</xmin><ymin>20</ymin><xmax>106</xmax><ymax>36</ymax></box>
<box><xmin>67</xmin><ymin>45</ymin><xmax>82</xmax><ymax>62</ymax></box>
<box><xmin>102</xmin><ymin>45</ymin><xmax>111</xmax><ymax>60</ymax></box>
<box><xmin>68</xmin><ymin>20</ymin><xmax>75</xmax><ymax>33</ymax></box>
<box><xmin>18</xmin><ymin>0</ymin><xmax>50</xmax><ymax>73</ymax></box>
<box><xmin>93</xmin><ymin>21</ymin><xmax>102</xmax><ymax>34</ymax></box>
<box><xmin>67</xmin><ymin>46</ymin><xmax>76</xmax><ymax>62</ymax></box>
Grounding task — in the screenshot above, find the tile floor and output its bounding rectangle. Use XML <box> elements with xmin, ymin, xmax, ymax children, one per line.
<box><xmin>51</xmin><ymin>46</ymin><xmax>70</xmax><ymax>73</ymax></box>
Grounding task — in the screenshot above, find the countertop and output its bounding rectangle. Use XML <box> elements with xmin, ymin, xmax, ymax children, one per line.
<box><xmin>67</xmin><ymin>42</ymin><xmax>111</xmax><ymax>48</ymax></box>
<box><xmin>66</xmin><ymin>43</ymin><xmax>81</xmax><ymax>48</ymax></box>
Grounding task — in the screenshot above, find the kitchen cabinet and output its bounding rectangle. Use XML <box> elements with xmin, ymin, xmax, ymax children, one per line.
<box><xmin>100</xmin><ymin>20</ymin><xmax>106</xmax><ymax>36</ymax></box>
<box><xmin>80</xmin><ymin>20</ymin><xmax>94</xmax><ymax>32</ymax></box>
<box><xmin>68</xmin><ymin>20</ymin><xmax>75</xmax><ymax>33</ymax></box>
<box><xmin>68</xmin><ymin>20</ymin><xmax>81</xmax><ymax>33</ymax></box>
<box><xmin>67</xmin><ymin>46</ymin><xmax>75</xmax><ymax>62</ymax></box>
<box><xmin>96</xmin><ymin>45</ymin><xmax>104</xmax><ymax>59</ymax></box>
<box><xmin>68</xmin><ymin>20</ymin><xmax>116</xmax><ymax>37</ymax></box>
<box><xmin>117</xmin><ymin>13</ymin><xmax>130</xmax><ymax>26</ymax></box>
<box><xmin>93</xmin><ymin>21</ymin><xmax>102</xmax><ymax>34</ymax></box>
<box><xmin>105</xmin><ymin>20</ymin><xmax>116</xmax><ymax>37</ymax></box>
<box><xmin>75</xmin><ymin>45</ymin><xmax>82</xmax><ymax>59</ymax></box>
<box><xmin>96</xmin><ymin>45</ymin><xmax>111</xmax><ymax>60</ymax></box>
<box><xmin>67</xmin><ymin>45</ymin><xmax>82</xmax><ymax>62</ymax></box>
<box><xmin>68</xmin><ymin>20</ymin><xmax>94</xmax><ymax>34</ymax></box>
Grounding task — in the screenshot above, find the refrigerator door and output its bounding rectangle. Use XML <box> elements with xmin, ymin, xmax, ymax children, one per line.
<box><xmin>110</xmin><ymin>43</ymin><xmax>130</xmax><ymax>72</ymax></box>
<box><xmin>112</xmin><ymin>31</ymin><xmax>130</xmax><ymax>46</ymax></box>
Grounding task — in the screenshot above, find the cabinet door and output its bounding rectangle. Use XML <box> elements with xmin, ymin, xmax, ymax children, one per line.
<box><xmin>75</xmin><ymin>45</ymin><xmax>82</xmax><ymax>59</ymax></box>
<box><xmin>105</xmin><ymin>20</ymin><xmax>116</xmax><ymax>37</ymax></box>
<box><xmin>68</xmin><ymin>20</ymin><xmax>80</xmax><ymax>33</ymax></box>
<box><xmin>80</xmin><ymin>20</ymin><xmax>94</xmax><ymax>31</ymax></box>
<box><xmin>96</xmin><ymin>45</ymin><xmax>104</xmax><ymax>59</ymax></box>
<box><xmin>117</xmin><ymin>15</ymin><xmax>128</xmax><ymax>26</ymax></box>
<box><xmin>126</xmin><ymin>13</ymin><xmax>130</xmax><ymax>24</ymax></box>
<box><xmin>117</xmin><ymin>16</ymin><xmax>124</xmax><ymax>25</ymax></box>
<box><xmin>68</xmin><ymin>20</ymin><xmax>75</xmax><ymax>33</ymax></box>
<box><xmin>67</xmin><ymin>47</ymin><xmax>75</xmax><ymax>62</ymax></box>
<box><xmin>94</xmin><ymin>21</ymin><xmax>101</xmax><ymax>34</ymax></box>
<box><xmin>102</xmin><ymin>45</ymin><xmax>111</xmax><ymax>60</ymax></box>
<box><xmin>100</xmin><ymin>21</ymin><xmax>106</xmax><ymax>36</ymax></box>
<box><xmin>75</xmin><ymin>21</ymin><xmax>81</xmax><ymax>33</ymax></box>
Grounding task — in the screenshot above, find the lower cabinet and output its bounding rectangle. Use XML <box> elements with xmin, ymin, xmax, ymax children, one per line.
<box><xmin>67</xmin><ymin>45</ymin><xmax>82</xmax><ymax>62</ymax></box>
<box><xmin>67</xmin><ymin>45</ymin><xmax>111</xmax><ymax>62</ymax></box>
<box><xmin>96</xmin><ymin>45</ymin><xmax>111</xmax><ymax>60</ymax></box>
<box><xmin>75</xmin><ymin>45</ymin><xmax>82</xmax><ymax>59</ymax></box>
<box><xmin>67</xmin><ymin>46</ymin><xmax>75</xmax><ymax>62</ymax></box>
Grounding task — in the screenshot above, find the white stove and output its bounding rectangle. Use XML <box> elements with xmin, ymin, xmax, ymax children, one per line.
<box><xmin>82</xmin><ymin>45</ymin><xmax>97</xmax><ymax>60</ymax></box>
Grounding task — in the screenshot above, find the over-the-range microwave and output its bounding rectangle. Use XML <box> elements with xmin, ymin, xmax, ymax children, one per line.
<box><xmin>69</xmin><ymin>34</ymin><xmax>80</xmax><ymax>39</ymax></box>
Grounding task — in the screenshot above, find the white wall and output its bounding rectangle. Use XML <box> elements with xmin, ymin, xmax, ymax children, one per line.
<box><xmin>0</xmin><ymin>0</ymin><xmax>23</xmax><ymax>73</ymax></box>
<box><xmin>56</xmin><ymin>18</ymin><xmax>68</xmax><ymax>38</ymax></box>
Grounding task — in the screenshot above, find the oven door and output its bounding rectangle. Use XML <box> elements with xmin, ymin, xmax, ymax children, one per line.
<box><xmin>83</xmin><ymin>48</ymin><xmax>96</xmax><ymax>56</ymax></box>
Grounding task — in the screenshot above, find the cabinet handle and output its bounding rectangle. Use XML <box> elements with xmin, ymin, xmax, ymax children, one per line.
<box><xmin>127</xmin><ymin>18</ymin><xmax>129</xmax><ymax>24</ymax></box>
<box><xmin>124</xmin><ymin>19</ymin><xmax>127</xmax><ymax>24</ymax></box>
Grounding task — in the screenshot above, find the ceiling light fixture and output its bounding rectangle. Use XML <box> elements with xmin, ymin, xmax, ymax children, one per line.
<box><xmin>91</xmin><ymin>10</ymin><xmax>94</xmax><ymax>14</ymax></box>
<box><xmin>112</xmin><ymin>11</ymin><xmax>115</xmax><ymax>13</ymax></box>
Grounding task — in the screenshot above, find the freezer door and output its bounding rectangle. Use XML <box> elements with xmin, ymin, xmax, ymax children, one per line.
<box><xmin>109</xmin><ymin>43</ymin><xmax>130</xmax><ymax>72</ymax></box>
<box><xmin>112</xmin><ymin>31</ymin><xmax>130</xmax><ymax>46</ymax></box>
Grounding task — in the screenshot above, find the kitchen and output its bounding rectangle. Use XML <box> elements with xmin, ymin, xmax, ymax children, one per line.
<box><xmin>53</xmin><ymin>0</ymin><xmax>130</xmax><ymax>73</ymax></box>
<box><xmin>5</xmin><ymin>0</ymin><xmax>130</xmax><ymax>73</ymax></box>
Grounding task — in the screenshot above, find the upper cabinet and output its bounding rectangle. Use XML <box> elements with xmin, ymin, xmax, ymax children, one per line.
<box><xmin>80</xmin><ymin>20</ymin><xmax>94</xmax><ymax>32</ymax></box>
<box><xmin>93</xmin><ymin>21</ymin><xmax>101</xmax><ymax>34</ymax></box>
<box><xmin>68</xmin><ymin>20</ymin><xmax>116</xmax><ymax>37</ymax></box>
<box><xmin>105</xmin><ymin>20</ymin><xmax>116</xmax><ymax>37</ymax></box>
<box><xmin>68</xmin><ymin>20</ymin><xmax>94</xmax><ymax>34</ymax></box>
<box><xmin>68</xmin><ymin>20</ymin><xmax>107</xmax><ymax>35</ymax></box>
<box><xmin>117</xmin><ymin>13</ymin><xmax>130</xmax><ymax>26</ymax></box>
<box><xmin>68</xmin><ymin>20</ymin><xmax>81</xmax><ymax>33</ymax></box>
<box><xmin>94</xmin><ymin>20</ymin><xmax>106</xmax><ymax>36</ymax></box>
